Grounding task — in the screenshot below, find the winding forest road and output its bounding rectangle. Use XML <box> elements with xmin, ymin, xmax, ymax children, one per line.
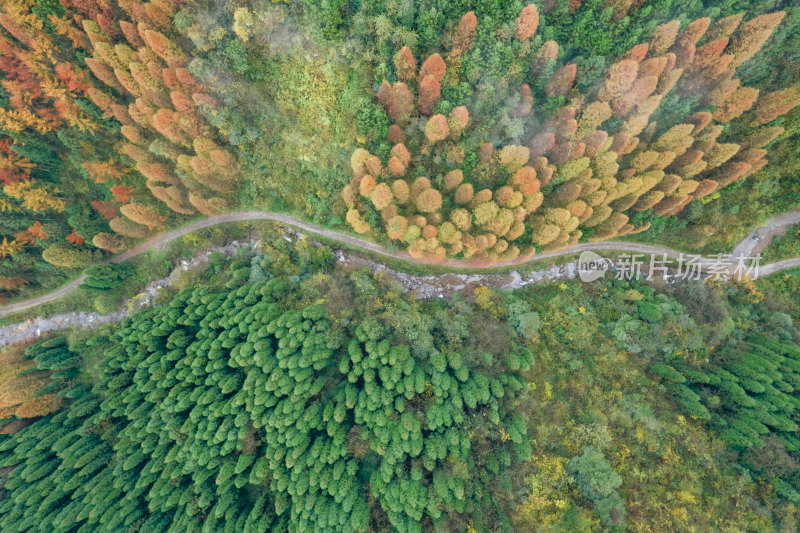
<box><xmin>2</xmin><ymin>209</ymin><xmax>800</xmax><ymax>319</ymax></box>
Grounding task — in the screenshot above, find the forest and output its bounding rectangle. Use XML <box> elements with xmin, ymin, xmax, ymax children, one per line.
<box><xmin>1</xmin><ymin>0</ymin><xmax>800</xmax><ymax>532</ymax></box>
<box><xmin>0</xmin><ymin>0</ymin><xmax>798</xmax><ymax>299</ymax></box>
<box><xmin>2</xmin><ymin>228</ymin><xmax>800</xmax><ymax>531</ymax></box>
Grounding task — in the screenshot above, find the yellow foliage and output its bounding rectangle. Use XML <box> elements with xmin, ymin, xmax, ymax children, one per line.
<box><xmin>513</xmin><ymin>453</ymin><xmax>569</xmax><ymax>527</ymax></box>
<box><xmin>473</xmin><ymin>286</ymin><xmax>504</xmax><ymax>319</ymax></box>
<box><xmin>3</xmin><ymin>180</ymin><xmax>65</xmax><ymax>213</ymax></box>
<box><xmin>0</xmin><ymin>237</ymin><xmax>23</xmax><ymax>258</ymax></box>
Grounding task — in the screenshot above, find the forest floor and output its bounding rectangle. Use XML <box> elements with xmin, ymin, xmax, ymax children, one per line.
<box><xmin>1</xmin><ymin>209</ymin><xmax>800</xmax><ymax>344</ymax></box>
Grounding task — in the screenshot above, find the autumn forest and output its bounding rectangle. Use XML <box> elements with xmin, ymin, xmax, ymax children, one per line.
<box><xmin>1</xmin><ymin>0</ymin><xmax>800</xmax><ymax>532</ymax></box>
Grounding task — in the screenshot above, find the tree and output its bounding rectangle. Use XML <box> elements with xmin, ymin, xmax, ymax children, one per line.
<box><xmin>567</xmin><ymin>445</ymin><xmax>626</xmax><ymax>527</ymax></box>
<box><xmin>119</xmin><ymin>203</ymin><xmax>165</xmax><ymax>229</ymax></box>
<box><xmin>546</xmin><ymin>64</ymin><xmax>577</xmax><ymax>97</ymax></box>
<box><xmin>81</xmin><ymin>263</ymin><xmax>133</xmax><ymax>291</ymax></box>
<box><xmin>393</xmin><ymin>47</ymin><xmax>416</xmax><ymax>81</ymax></box>
<box><xmin>444</xmin><ymin>170</ymin><xmax>463</xmax><ymax>191</ymax></box>
<box><xmin>415</xmin><ymin>188</ymin><xmax>442</xmax><ymax>213</ymax></box>
<box><xmin>452</xmin><ymin>12</ymin><xmax>477</xmax><ymax>53</ymax></box>
<box><xmin>65</xmin><ymin>228</ymin><xmax>85</xmax><ymax>246</ymax></box>
<box><xmin>346</xmin><ymin>208</ymin><xmax>371</xmax><ymax>233</ymax></box>
<box><xmin>383</xmin><ymin>82</ymin><xmax>413</xmax><ymax>123</ymax></box>
<box><xmin>370</xmin><ymin>183</ymin><xmax>393</xmax><ymax>210</ymax></box>
<box><xmin>391</xmin><ymin>180</ymin><xmax>410</xmax><ymax>204</ymax></box>
<box><xmin>745</xmin><ymin>126</ymin><xmax>784</xmax><ymax>148</ymax></box>
<box><xmin>454</xmin><ymin>183</ymin><xmax>474</xmax><ymax>204</ymax></box>
<box><xmin>92</xmin><ymin>232</ymin><xmax>127</xmax><ymax>252</ymax></box>
<box><xmin>386</xmin><ymin>215</ymin><xmax>407</xmax><ymax>240</ymax></box>
<box><xmin>649</xmin><ymin>20</ymin><xmax>679</xmax><ymax>55</ymax></box>
<box><xmin>110</xmin><ymin>184</ymin><xmax>134</xmax><ymax>203</ymax></box>
<box><xmin>750</xmin><ymin>88</ymin><xmax>800</xmax><ymax>126</ymax></box>
<box><xmin>713</xmin><ymin>86</ymin><xmax>759</xmax><ymax>121</ymax></box>
<box><xmin>0</xmin><ymin>237</ymin><xmax>23</xmax><ymax>258</ymax></box>
<box><xmin>84</xmin><ymin>160</ymin><xmax>124</xmax><ymax>183</ymax></box>
<box><xmin>516</xmin><ymin>4</ymin><xmax>539</xmax><ymax>41</ymax></box>
<box><xmin>4</xmin><ymin>180</ymin><xmax>65</xmax><ymax>213</ymax></box>
<box><xmin>91</xmin><ymin>200</ymin><xmax>117</xmax><ymax>220</ymax></box>
<box><xmin>41</xmin><ymin>245</ymin><xmax>98</xmax><ymax>268</ymax></box>
<box><xmin>678</xmin><ymin>17</ymin><xmax>711</xmax><ymax>48</ymax></box>
<box><xmin>359</xmin><ymin>174</ymin><xmax>376</xmax><ymax>197</ymax></box>
<box><xmin>109</xmin><ymin>216</ymin><xmax>151</xmax><ymax>238</ymax></box>
<box><xmin>143</xmin><ymin>30</ymin><xmax>187</xmax><ymax>67</ymax></box>
<box><xmin>448</xmin><ymin>106</ymin><xmax>469</xmax><ymax>137</ymax></box>
<box><xmin>419</xmin><ymin>53</ymin><xmax>445</xmax><ymax>83</ymax></box>
<box><xmin>602</xmin><ymin>59</ymin><xmax>640</xmax><ymax>102</ymax></box>
<box><xmin>419</xmin><ymin>75</ymin><xmax>440</xmax><ymax>115</ymax></box>
<box><xmin>499</xmin><ymin>145</ymin><xmax>530</xmax><ymax>171</ymax></box>
<box><xmin>728</xmin><ymin>12</ymin><xmax>786</xmax><ymax>68</ymax></box>
<box><xmin>529</xmin><ymin>132</ymin><xmax>555</xmax><ymax>157</ymax></box>
<box><xmin>511</xmin><ymin>166</ymin><xmax>540</xmax><ymax>195</ymax></box>
<box><xmin>424</xmin><ymin>114</ymin><xmax>449</xmax><ymax>142</ymax></box>
<box><xmin>705</xmin><ymin>14</ymin><xmax>743</xmax><ymax>42</ymax></box>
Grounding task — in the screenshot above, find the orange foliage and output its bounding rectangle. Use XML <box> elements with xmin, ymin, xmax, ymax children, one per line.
<box><xmin>15</xmin><ymin>393</ymin><xmax>61</xmax><ymax>418</ymax></box>
<box><xmin>694</xmin><ymin>38</ymin><xmax>729</xmax><ymax>68</ymax></box>
<box><xmin>65</xmin><ymin>228</ymin><xmax>85</xmax><ymax>245</ymax></box>
<box><xmin>143</xmin><ymin>29</ymin><xmax>187</xmax><ymax>67</ymax></box>
<box><xmin>110</xmin><ymin>184</ymin><xmax>134</xmax><ymax>203</ymax></box>
<box><xmin>27</xmin><ymin>221</ymin><xmax>47</xmax><ymax>241</ymax></box>
<box><xmin>0</xmin><ymin>275</ymin><xmax>27</xmax><ymax>292</ymax></box>
<box><xmin>546</xmin><ymin>64</ymin><xmax>577</xmax><ymax>97</ymax></box>
<box><xmin>713</xmin><ymin>86</ymin><xmax>759</xmax><ymax>122</ymax></box>
<box><xmin>84</xmin><ymin>160</ymin><xmax>125</xmax><ymax>183</ymax></box>
<box><xmin>418</xmin><ymin>75</ymin><xmax>441</xmax><ymax>115</ymax></box>
<box><xmin>601</xmin><ymin>59</ymin><xmax>639</xmax><ymax>100</ymax></box>
<box><xmin>626</xmin><ymin>43</ymin><xmax>650</xmax><ymax>62</ymax></box>
<box><xmin>381</xmin><ymin>82</ymin><xmax>413</xmax><ymax>123</ymax></box>
<box><xmin>419</xmin><ymin>54</ymin><xmax>446</xmax><ymax>83</ymax></box>
<box><xmin>452</xmin><ymin>12</ymin><xmax>477</xmax><ymax>53</ymax></box>
<box><xmin>678</xmin><ymin>17</ymin><xmax>711</xmax><ymax>47</ymax></box>
<box><xmin>516</xmin><ymin>4</ymin><xmax>540</xmax><ymax>41</ymax></box>
<box><xmin>0</xmin><ymin>138</ymin><xmax>32</xmax><ymax>184</ymax></box>
<box><xmin>91</xmin><ymin>199</ymin><xmax>117</xmax><ymax>220</ymax></box>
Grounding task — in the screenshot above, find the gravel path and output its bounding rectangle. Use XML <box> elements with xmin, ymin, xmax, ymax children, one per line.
<box><xmin>731</xmin><ymin>210</ymin><xmax>800</xmax><ymax>263</ymax></box>
<box><xmin>2</xmin><ymin>209</ymin><xmax>800</xmax><ymax>322</ymax></box>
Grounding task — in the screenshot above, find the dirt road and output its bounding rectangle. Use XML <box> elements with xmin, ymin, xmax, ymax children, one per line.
<box><xmin>2</xmin><ymin>209</ymin><xmax>800</xmax><ymax>318</ymax></box>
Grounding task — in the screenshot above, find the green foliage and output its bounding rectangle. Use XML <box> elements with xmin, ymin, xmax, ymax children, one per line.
<box><xmin>81</xmin><ymin>263</ymin><xmax>134</xmax><ymax>292</ymax></box>
<box><xmin>566</xmin><ymin>445</ymin><xmax>626</xmax><ymax>528</ymax></box>
<box><xmin>506</xmin><ymin>297</ymin><xmax>541</xmax><ymax>339</ymax></box>
<box><xmin>762</xmin><ymin>224</ymin><xmax>800</xmax><ymax>263</ymax></box>
<box><xmin>648</xmin><ymin>362</ymin><xmax>686</xmax><ymax>383</ymax></box>
<box><xmin>0</xmin><ymin>246</ymin><xmax>529</xmax><ymax>532</ymax></box>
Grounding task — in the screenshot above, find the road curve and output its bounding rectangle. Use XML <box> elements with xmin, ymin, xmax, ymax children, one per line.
<box><xmin>2</xmin><ymin>209</ymin><xmax>800</xmax><ymax>318</ymax></box>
